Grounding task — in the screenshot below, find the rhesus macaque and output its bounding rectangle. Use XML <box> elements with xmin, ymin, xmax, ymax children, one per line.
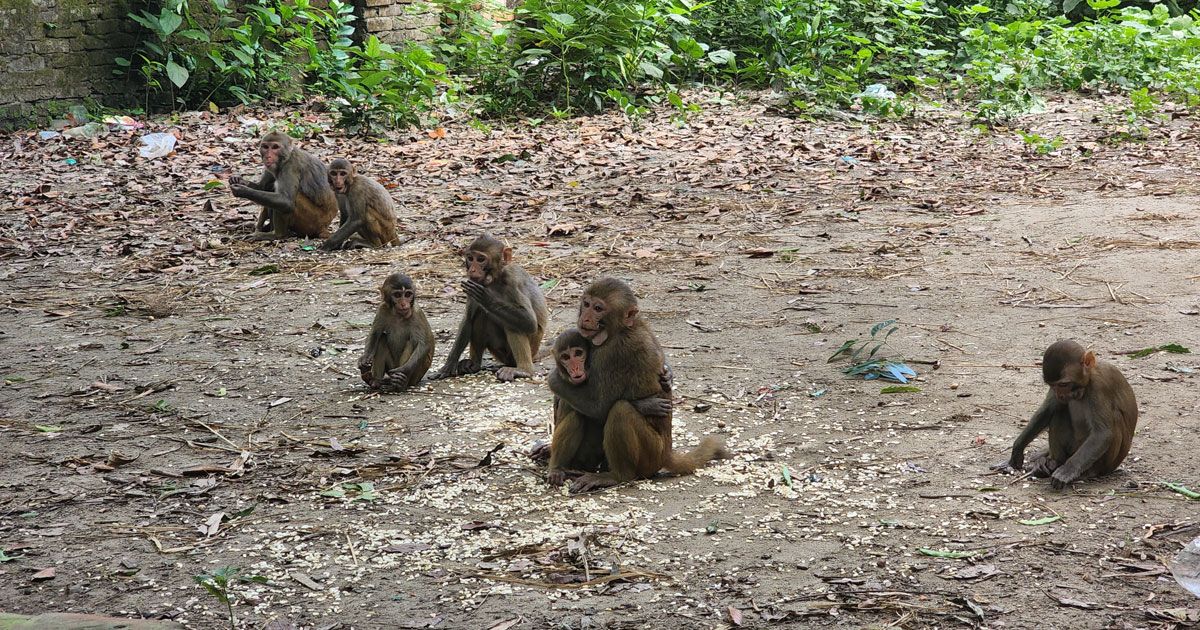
<box><xmin>992</xmin><ymin>340</ymin><xmax>1137</xmax><ymax>489</ymax></box>
<box><xmin>547</xmin><ymin>278</ymin><xmax>729</xmax><ymax>492</ymax></box>
<box><xmin>322</xmin><ymin>158</ymin><xmax>400</xmax><ymax>251</ymax></box>
<box><xmin>359</xmin><ymin>273</ymin><xmax>435</xmax><ymax>392</ymax></box>
<box><xmin>229</xmin><ymin>131</ymin><xmax>339</xmax><ymax>240</ymax></box>
<box><xmin>430</xmin><ymin>234</ymin><xmax>548</xmax><ymax>383</ymax></box>
<box><xmin>529</xmin><ymin>328</ymin><xmax>674</xmax><ymax>464</ymax></box>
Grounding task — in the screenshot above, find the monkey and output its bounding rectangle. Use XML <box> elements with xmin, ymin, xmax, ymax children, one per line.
<box><xmin>992</xmin><ymin>340</ymin><xmax>1137</xmax><ymax>489</ymax></box>
<box><xmin>229</xmin><ymin>131</ymin><xmax>339</xmax><ymax>240</ymax></box>
<box><xmin>547</xmin><ymin>278</ymin><xmax>729</xmax><ymax>492</ymax></box>
<box><xmin>529</xmin><ymin>328</ymin><xmax>674</xmax><ymax>464</ymax></box>
<box><xmin>359</xmin><ymin>273</ymin><xmax>435</xmax><ymax>392</ymax></box>
<box><xmin>321</xmin><ymin>158</ymin><xmax>400</xmax><ymax>251</ymax></box>
<box><xmin>430</xmin><ymin>234</ymin><xmax>548</xmax><ymax>383</ymax></box>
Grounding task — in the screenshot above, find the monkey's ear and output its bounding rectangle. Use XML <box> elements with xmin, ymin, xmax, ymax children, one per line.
<box><xmin>623</xmin><ymin>306</ymin><xmax>639</xmax><ymax>328</ymax></box>
<box><xmin>502</xmin><ymin>247</ymin><xmax>513</xmax><ymax>264</ymax></box>
<box><xmin>1081</xmin><ymin>351</ymin><xmax>1096</xmax><ymax>369</ymax></box>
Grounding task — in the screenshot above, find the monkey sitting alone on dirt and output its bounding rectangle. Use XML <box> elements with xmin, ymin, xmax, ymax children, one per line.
<box><xmin>430</xmin><ymin>234</ymin><xmax>548</xmax><ymax>382</ymax></box>
<box><xmin>359</xmin><ymin>273</ymin><xmax>434</xmax><ymax>392</ymax></box>
<box><xmin>992</xmin><ymin>340</ymin><xmax>1138</xmax><ymax>489</ymax></box>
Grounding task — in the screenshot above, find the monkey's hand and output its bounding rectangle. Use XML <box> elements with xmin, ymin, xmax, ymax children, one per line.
<box><xmin>229</xmin><ymin>176</ymin><xmax>246</xmax><ymax>187</ymax></box>
<box><xmin>529</xmin><ymin>439</ymin><xmax>551</xmax><ymax>463</ymax></box>
<box><xmin>380</xmin><ymin>368</ymin><xmax>409</xmax><ymax>391</ymax></box>
<box><xmin>230</xmin><ymin>184</ymin><xmax>251</xmax><ymax>198</ymax></box>
<box><xmin>496</xmin><ymin>366</ymin><xmax>531</xmax><ymax>382</ymax></box>
<box><xmin>547</xmin><ymin>468</ymin><xmax>569</xmax><ymax>486</ymax></box>
<box><xmin>1049</xmin><ymin>467</ymin><xmax>1074</xmax><ymax>490</ymax></box>
<box><xmin>659</xmin><ymin>364</ymin><xmax>674</xmax><ymax>396</ymax></box>
<box><xmin>462</xmin><ymin>280</ymin><xmax>491</xmax><ymax>306</ymax></box>
<box><xmin>632</xmin><ymin>395</ymin><xmax>671</xmax><ymax>418</ymax></box>
<box><xmin>358</xmin><ymin>360</ymin><xmax>374</xmax><ymax>386</ymax></box>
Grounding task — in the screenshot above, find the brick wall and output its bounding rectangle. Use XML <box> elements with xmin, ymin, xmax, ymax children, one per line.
<box><xmin>0</xmin><ymin>0</ymin><xmax>140</xmax><ymax>122</ymax></box>
<box><xmin>361</xmin><ymin>0</ymin><xmax>439</xmax><ymax>44</ymax></box>
<box><xmin>0</xmin><ymin>0</ymin><xmax>439</xmax><ymax>124</ymax></box>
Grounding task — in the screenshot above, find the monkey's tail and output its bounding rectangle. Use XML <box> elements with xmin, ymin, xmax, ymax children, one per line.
<box><xmin>664</xmin><ymin>436</ymin><xmax>731</xmax><ymax>475</ymax></box>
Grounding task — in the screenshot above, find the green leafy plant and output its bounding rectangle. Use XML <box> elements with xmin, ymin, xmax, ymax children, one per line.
<box><xmin>1129</xmin><ymin>343</ymin><xmax>1190</xmax><ymax>358</ymax></box>
<box><xmin>322</xmin><ymin>35</ymin><xmax>453</xmax><ymax>133</ymax></box>
<box><xmin>320</xmin><ymin>481</ymin><xmax>380</xmax><ymax>501</ymax></box>
<box><xmin>194</xmin><ymin>566</ymin><xmax>269</xmax><ymax>629</ymax></box>
<box><xmin>431</xmin><ymin>0</ymin><xmax>718</xmax><ymax>116</ymax></box>
<box><xmin>1018</xmin><ymin>130</ymin><xmax>1063</xmax><ymax>154</ymax></box>
<box><xmin>827</xmin><ymin>319</ymin><xmax>917</xmax><ymax>384</ymax></box>
<box><xmin>117</xmin><ymin>0</ymin><xmax>346</xmax><ymax>111</ymax></box>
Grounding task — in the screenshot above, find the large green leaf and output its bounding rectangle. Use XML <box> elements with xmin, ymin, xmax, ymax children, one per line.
<box><xmin>165</xmin><ymin>60</ymin><xmax>189</xmax><ymax>88</ymax></box>
<box><xmin>157</xmin><ymin>9</ymin><xmax>182</xmax><ymax>37</ymax></box>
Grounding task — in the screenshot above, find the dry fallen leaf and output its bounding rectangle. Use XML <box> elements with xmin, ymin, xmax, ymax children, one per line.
<box><xmin>31</xmin><ymin>568</ymin><xmax>56</xmax><ymax>581</ymax></box>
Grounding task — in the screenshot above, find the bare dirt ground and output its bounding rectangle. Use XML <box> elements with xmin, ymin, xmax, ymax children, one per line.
<box><xmin>1</xmin><ymin>93</ymin><xmax>1199</xmax><ymax>630</ymax></box>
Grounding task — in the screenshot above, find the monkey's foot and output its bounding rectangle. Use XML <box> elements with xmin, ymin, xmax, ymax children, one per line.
<box><xmin>570</xmin><ymin>473</ymin><xmax>620</xmax><ymax>494</ymax></box>
<box><xmin>458</xmin><ymin>359</ymin><xmax>482</xmax><ymax>375</ymax></box>
<box><xmin>529</xmin><ymin>440</ymin><xmax>551</xmax><ymax>463</ymax></box>
<box><xmin>1050</xmin><ymin>468</ymin><xmax>1076</xmax><ymax>490</ymax></box>
<box><xmin>496</xmin><ymin>367</ymin><xmax>532</xmax><ymax>382</ymax></box>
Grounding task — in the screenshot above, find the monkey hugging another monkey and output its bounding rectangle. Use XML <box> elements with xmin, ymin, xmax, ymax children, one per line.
<box><xmin>543</xmin><ymin>278</ymin><xmax>730</xmax><ymax>493</ymax></box>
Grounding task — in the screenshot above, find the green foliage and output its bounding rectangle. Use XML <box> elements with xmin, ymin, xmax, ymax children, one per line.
<box><xmin>827</xmin><ymin>319</ymin><xmax>919</xmax><ymax>384</ymax></box>
<box><xmin>956</xmin><ymin>1</ymin><xmax>1200</xmax><ymax>121</ymax></box>
<box><xmin>1018</xmin><ymin>130</ymin><xmax>1064</xmax><ymax>154</ymax></box>
<box><xmin>426</xmin><ymin>0</ymin><xmax>720</xmax><ymax>116</ymax></box>
<box><xmin>195</xmin><ymin>566</ymin><xmax>268</xmax><ymax>629</ymax></box>
<box><xmin>322</xmin><ymin>35</ymin><xmax>453</xmax><ymax>133</ymax></box>
<box><xmin>117</xmin><ymin>0</ymin><xmax>347</xmax><ymax>110</ymax></box>
<box><xmin>114</xmin><ymin>0</ymin><xmax>1200</xmax><ymax>125</ymax></box>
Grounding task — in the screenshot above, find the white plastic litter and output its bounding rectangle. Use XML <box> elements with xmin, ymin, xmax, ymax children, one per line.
<box><xmin>859</xmin><ymin>84</ymin><xmax>896</xmax><ymax>100</ymax></box>
<box><xmin>1172</xmin><ymin>536</ymin><xmax>1200</xmax><ymax>597</ymax></box>
<box><xmin>138</xmin><ymin>132</ymin><xmax>177</xmax><ymax>159</ymax></box>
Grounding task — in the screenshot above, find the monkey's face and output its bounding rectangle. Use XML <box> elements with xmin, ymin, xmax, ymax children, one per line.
<box><xmin>1049</xmin><ymin>379</ymin><xmax>1085</xmax><ymax>403</ymax></box>
<box><xmin>386</xmin><ymin>286</ymin><xmax>415</xmax><ymax>319</ymax></box>
<box><xmin>260</xmin><ymin>139</ymin><xmax>286</xmax><ymax>171</ymax></box>
<box><xmin>556</xmin><ymin>346</ymin><xmax>588</xmax><ymax>385</ymax></box>
<box><xmin>577</xmin><ymin>295</ymin><xmax>608</xmax><ymax>344</ymax></box>
<box><xmin>328</xmin><ymin>167</ymin><xmax>351</xmax><ymax>193</ymax></box>
<box><xmin>465</xmin><ymin>250</ymin><xmax>493</xmax><ymax>285</ymax></box>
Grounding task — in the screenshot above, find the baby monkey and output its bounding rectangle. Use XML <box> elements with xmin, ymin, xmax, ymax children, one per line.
<box><xmin>323</xmin><ymin>158</ymin><xmax>400</xmax><ymax>251</ymax></box>
<box><xmin>359</xmin><ymin>273</ymin><xmax>434</xmax><ymax>392</ymax></box>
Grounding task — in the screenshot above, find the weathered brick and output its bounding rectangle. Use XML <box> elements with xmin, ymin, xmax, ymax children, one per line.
<box><xmin>365</xmin><ymin>15</ymin><xmax>395</xmax><ymax>31</ymax></box>
<box><xmin>86</xmin><ymin>18</ymin><xmax>124</xmax><ymax>35</ymax></box>
<box><xmin>45</xmin><ymin>23</ymin><xmax>85</xmax><ymax>38</ymax></box>
<box><xmin>38</xmin><ymin>37</ymin><xmax>70</xmax><ymax>53</ymax></box>
<box><xmin>1</xmin><ymin>55</ymin><xmax>46</xmax><ymax>73</ymax></box>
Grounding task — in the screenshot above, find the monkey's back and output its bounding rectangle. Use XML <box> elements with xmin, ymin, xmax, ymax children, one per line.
<box><xmin>291</xmin><ymin>149</ymin><xmax>339</xmax><ymax>236</ymax></box>
<box><xmin>351</xmin><ymin>176</ymin><xmax>399</xmax><ymax>246</ymax></box>
<box><xmin>505</xmin><ymin>263</ymin><xmax>549</xmax><ymax>348</ymax></box>
<box><xmin>1092</xmin><ymin>359</ymin><xmax>1138</xmax><ymax>476</ymax></box>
